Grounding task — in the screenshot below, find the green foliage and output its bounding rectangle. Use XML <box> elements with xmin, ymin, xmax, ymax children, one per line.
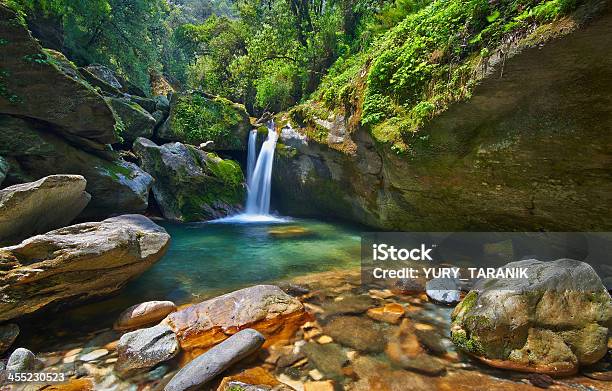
<box><xmin>172</xmin><ymin>93</ymin><xmax>244</xmax><ymax>147</ymax></box>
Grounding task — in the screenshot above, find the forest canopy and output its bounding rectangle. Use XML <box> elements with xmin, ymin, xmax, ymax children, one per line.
<box><xmin>6</xmin><ymin>0</ymin><xmax>582</xmax><ymax>118</ymax></box>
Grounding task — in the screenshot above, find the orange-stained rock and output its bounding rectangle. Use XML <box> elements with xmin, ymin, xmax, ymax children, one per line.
<box><xmin>304</xmin><ymin>380</ymin><xmax>335</xmax><ymax>391</ymax></box>
<box><xmin>366</xmin><ymin>303</ymin><xmax>405</xmax><ymax>324</ymax></box>
<box><xmin>164</xmin><ymin>285</ymin><xmax>309</xmax><ymax>363</ymax></box>
<box><xmin>42</xmin><ymin>378</ymin><xmax>94</xmax><ymax>391</ymax></box>
<box><xmin>217</xmin><ymin>367</ymin><xmax>285</xmax><ymax>390</ymax></box>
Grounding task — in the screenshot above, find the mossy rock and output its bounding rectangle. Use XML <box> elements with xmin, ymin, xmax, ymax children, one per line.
<box><xmin>157</xmin><ymin>92</ymin><xmax>250</xmax><ymax>151</ymax></box>
<box><xmin>133</xmin><ymin>137</ymin><xmax>245</xmax><ymax>221</ymax></box>
<box><xmin>450</xmin><ymin>259</ymin><xmax>612</xmax><ymax>375</ymax></box>
<box><xmin>107</xmin><ymin>97</ymin><xmax>156</xmax><ymax>143</ymax></box>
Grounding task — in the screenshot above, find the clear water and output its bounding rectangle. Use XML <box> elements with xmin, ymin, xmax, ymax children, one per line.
<box><xmin>22</xmin><ymin>218</ymin><xmax>362</xmax><ymax>348</ymax></box>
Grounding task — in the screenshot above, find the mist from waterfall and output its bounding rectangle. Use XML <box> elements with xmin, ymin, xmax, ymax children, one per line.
<box><xmin>212</xmin><ymin>121</ymin><xmax>286</xmax><ymax>223</ymax></box>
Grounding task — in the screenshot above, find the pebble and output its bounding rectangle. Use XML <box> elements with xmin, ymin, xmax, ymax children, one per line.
<box><xmin>316</xmin><ymin>335</ymin><xmax>333</xmax><ymax>344</ymax></box>
<box><xmin>308</xmin><ymin>368</ymin><xmax>324</xmax><ymax>381</ymax></box>
<box><xmin>304</xmin><ymin>380</ymin><xmax>335</xmax><ymax>391</ymax></box>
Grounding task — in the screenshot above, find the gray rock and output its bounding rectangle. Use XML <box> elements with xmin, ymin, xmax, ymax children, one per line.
<box><xmin>425</xmin><ymin>278</ymin><xmax>461</xmax><ymax>305</ymax></box>
<box><xmin>0</xmin><ymin>156</ymin><xmax>8</xmax><ymax>187</ymax></box>
<box><xmin>0</xmin><ymin>175</ymin><xmax>90</xmax><ymax>245</ymax></box>
<box><xmin>129</xmin><ymin>95</ymin><xmax>157</xmax><ymax>114</ymax></box>
<box><xmin>0</xmin><ymin>215</ymin><xmax>170</xmax><ymax>321</ymax></box>
<box><xmin>115</xmin><ymin>324</ymin><xmax>179</xmax><ymax>375</ymax></box>
<box><xmin>6</xmin><ymin>348</ymin><xmax>35</xmax><ymax>371</ymax></box>
<box><xmin>133</xmin><ymin>137</ymin><xmax>245</xmax><ymax>221</ymax></box>
<box><xmin>108</xmin><ymin>97</ymin><xmax>157</xmax><ymax>142</ymax></box>
<box><xmin>0</xmin><ymin>324</ymin><xmax>19</xmax><ymax>355</ymax></box>
<box><xmin>451</xmin><ymin>259</ymin><xmax>612</xmax><ymax>375</ymax></box>
<box><xmin>84</xmin><ymin>65</ymin><xmax>123</xmax><ymax>90</ymax></box>
<box><xmin>0</xmin><ymin>116</ymin><xmax>153</xmax><ymax>219</ymax></box>
<box><xmin>164</xmin><ymin>329</ymin><xmax>265</xmax><ymax>391</ymax></box>
<box><xmin>154</xmin><ymin>95</ymin><xmax>170</xmax><ymax>113</ymax></box>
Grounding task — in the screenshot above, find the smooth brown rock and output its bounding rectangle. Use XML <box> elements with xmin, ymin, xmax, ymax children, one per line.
<box><xmin>164</xmin><ymin>285</ymin><xmax>309</xmax><ymax>362</ymax></box>
<box><xmin>217</xmin><ymin>367</ymin><xmax>290</xmax><ymax>391</ymax></box>
<box><xmin>0</xmin><ymin>215</ymin><xmax>170</xmax><ymax>321</ymax></box>
<box><xmin>322</xmin><ymin>316</ymin><xmax>386</xmax><ymax>353</ymax></box>
<box><xmin>0</xmin><ymin>175</ymin><xmax>90</xmax><ymax>245</ymax></box>
<box><xmin>366</xmin><ymin>303</ymin><xmax>405</xmax><ymax>324</ymax></box>
<box><xmin>114</xmin><ymin>300</ymin><xmax>177</xmax><ymax>331</ymax></box>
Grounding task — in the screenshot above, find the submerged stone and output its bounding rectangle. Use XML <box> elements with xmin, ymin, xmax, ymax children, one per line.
<box><xmin>322</xmin><ymin>316</ymin><xmax>386</xmax><ymax>353</ymax></box>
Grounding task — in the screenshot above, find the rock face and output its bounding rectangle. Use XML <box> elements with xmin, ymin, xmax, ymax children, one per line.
<box><xmin>0</xmin><ymin>175</ymin><xmax>90</xmax><ymax>245</ymax></box>
<box><xmin>273</xmin><ymin>9</ymin><xmax>612</xmax><ymax>231</ymax></box>
<box><xmin>0</xmin><ymin>5</ymin><xmax>119</xmax><ymax>145</ymax></box>
<box><xmin>108</xmin><ymin>97</ymin><xmax>157</xmax><ymax>142</ymax></box>
<box><xmin>163</xmin><ymin>285</ymin><xmax>308</xmax><ymax>362</ymax></box>
<box><xmin>0</xmin><ymin>115</ymin><xmax>153</xmax><ymax>218</ymax></box>
<box><xmin>0</xmin><ymin>324</ymin><xmax>19</xmax><ymax>355</ymax></box>
<box><xmin>133</xmin><ymin>137</ymin><xmax>245</xmax><ymax>221</ymax></box>
<box><xmin>0</xmin><ymin>156</ymin><xmax>7</xmax><ymax>186</ymax></box>
<box><xmin>450</xmin><ymin>259</ymin><xmax>612</xmax><ymax>375</ymax></box>
<box><xmin>0</xmin><ymin>215</ymin><xmax>170</xmax><ymax>321</ymax></box>
<box><xmin>164</xmin><ymin>329</ymin><xmax>265</xmax><ymax>391</ymax></box>
<box><xmin>115</xmin><ymin>324</ymin><xmax>180</xmax><ymax>375</ymax></box>
<box><xmin>114</xmin><ymin>301</ymin><xmax>178</xmax><ymax>331</ymax></box>
<box><xmin>157</xmin><ymin>92</ymin><xmax>250</xmax><ymax>151</ymax></box>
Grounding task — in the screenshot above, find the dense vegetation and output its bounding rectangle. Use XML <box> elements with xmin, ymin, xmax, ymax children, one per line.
<box><xmin>6</xmin><ymin>0</ymin><xmax>583</xmax><ymax>135</ymax></box>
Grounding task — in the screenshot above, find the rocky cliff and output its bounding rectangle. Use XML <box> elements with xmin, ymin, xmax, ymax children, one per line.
<box><xmin>273</xmin><ymin>3</ymin><xmax>612</xmax><ymax>231</ymax></box>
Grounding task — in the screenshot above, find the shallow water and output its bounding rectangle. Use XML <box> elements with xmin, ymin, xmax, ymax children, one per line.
<box><xmin>21</xmin><ymin>218</ymin><xmax>362</xmax><ymax>350</ymax></box>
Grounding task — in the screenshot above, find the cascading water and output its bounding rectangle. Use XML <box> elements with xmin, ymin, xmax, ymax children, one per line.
<box><xmin>245</xmin><ymin>122</ymin><xmax>277</xmax><ymax>215</ymax></box>
<box><xmin>212</xmin><ymin>121</ymin><xmax>286</xmax><ymax>223</ymax></box>
<box><xmin>246</xmin><ymin>129</ymin><xmax>257</xmax><ymax>185</ymax></box>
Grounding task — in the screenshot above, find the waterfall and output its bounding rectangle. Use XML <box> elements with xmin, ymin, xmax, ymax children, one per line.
<box><xmin>212</xmin><ymin>121</ymin><xmax>285</xmax><ymax>223</ymax></box>
<box><xmin>245</xmin><ymin>122</ymin><xmax>277</xmax><ymax>215</ymax></box>
<box><xmin>246</xmin><ymin>129</ymin><xmax>257</xmax><ymax>186</ymax></box>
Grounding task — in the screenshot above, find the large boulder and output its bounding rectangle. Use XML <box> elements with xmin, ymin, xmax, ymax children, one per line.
<box><xmin>133</xmin><ymin>137</ymin><xmax>245</xmax><ymax>221</ymax></box>
<box><xmin>0</xmin><ymin>214</ymin><xmax>170</xmax><ymax>321</ymax></box>
<box><xmin>0</xmin><ymin>115</ymin><xmax>153</xmax><ymax>218</ymax></box>
<box><xmin>164</xmin><ymin>329</ymin><xmax>265</xmax><ymax>391</ymax></box>
<box><xmin>107</xmin><ymin>97</ymin><xmax>156</xmax><ymax>142</ymax></box>
<box><xmin>163</xmin><ymin>285</ymin><xmax>308</xmax><ymax>362</ymax></box>
<box><xmin>273</xmin><ymin>8</ymin><xmax>612</xmax><ymax>231</ymax></box>
<box><xmin>0</xmin><ymin>5</ymin><xmax>119</xmax><ymax>144</ymax></box>
<box><xmin>450</xmin><ymin>259</ymin><xmax>612</xmax><ymax>375</ymax></box>
<box><xmin>115</xmin><ymin>324</ymin><xmax>180</xmax><ymax>376</ymax></box>
<box><xmin>0</xmin><ymin>175</ymin><xmax>90</xmax><ymax>245</ymax></box>
<box><xmin>157</xmin><ymin>92</ymin><xmax>250</xmax><ymax>151</ymax></box>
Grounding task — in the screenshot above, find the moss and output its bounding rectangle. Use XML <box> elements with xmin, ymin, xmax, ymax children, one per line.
<box><xmin>451</xmin><ymin>329</ymin><xmax>486</xmax><ymax>356</ymax></box>
<box><xmin>96</xmin><ymin>161</ymin><xmax>134</xmax><ymax>181</ymax></box>
<box><xmin>171</xmin><ymin>93</ymin><xmax>246</xmax><ymax>148</ymax></box>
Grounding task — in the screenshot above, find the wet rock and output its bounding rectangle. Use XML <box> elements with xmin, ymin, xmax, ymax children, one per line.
<box><xmin>79</xmin><ymin>349</ymin><xmax>109</xmax><ymax>362</ymax></box>
<box><xmin>322</xmin><ymin>316</ymin><xmax>386</xmax><ymax>353</ymax></box>
<box><xmin>164</xmin><ymin>329</ymin><xmax>265</xmax><ymax>391</ymax></box>
<box><xmin>303</xmin><ymin>380</ymin><xmax>335</xmax><ymax>391</ymax></box>
<box><xmin>352</xmin><ymin>355</ymin><xmax>437</xmax><ymax>391</ymax></box>
<box><xmin>301</xmin><ymin>342</ymin><xmax>348</xmax><ymax>378</ymax></box>
<box><xmin>425</xmin><ymin>278</ymin><xmax>461</xmax><ymax>305</ymax></box>
<box><xmin>0</xmin><ymin>323</ymin><xmax>19</xmax><ymax>355</ymax></box>
<box><xmin>526</xmin><ymin>373</ymin><xmax>554</xmax><ymax>388</ymax></box>
<box><xmin>366</xmin><ymin>303</ymin><xmax>405</xmax><ymax>324</ymax></box>
<box><xmin>0</xmin><ymin>215</ymin><xmax>170</xmax><ymax>321</ymax></box>
<box><xmin>115</xmin><ymin>324</ymin><xmax>179</xmax><ymax>375</ymax></box>
<box><xmin>414</xmin><ymin>329</ymin><xmax>447</xmax><ymax>355</ymax></box>
<box><xmin>321</xmin><ymin>295</ymin><xmax>374</xmax><ymax>316</ymax></box>
<box><xmin>164</xmin><ymin>285</ymin><xmax>308</xmax><ymax>363</ymax></box>
<box><xmin>217</xmin><ymin>367</ymin><xmax>293</xmax><ymax>391</ymax></box>
<box><xmin>114</xmin><ymin>300</ymin><xmax>177</xmax><ymax>331</ymax></box>
<box><xmin>134</xmin><ymin>137</ymin><xmax>245</xmax><ymax>221</ymax></box>
<box><xmin>0</xmin><ymin>7</ymin><xmax>118</xmax><ymax>144</ymax></box>
<box><xmin>280</xmin><ymin>283</ymin><xmax>310</xmax><ymax>297</ymax></box>
<box><xmin>0</xmin><ymin>175</ymin><xmax>90</xmax><ymax>245</ymax></box>
<box><xmin>451</xmin><ymin>259</ymin><xmax>612</xmax><ymax>375</ymax></box>
<box><xmin>394</xmin><ymin>278</ymin><xmax>426</xmax><ymax>294</ymax></box>
<box><xmin>6</xmin><ymin>348</ymin><xmax>36</xmax><ymax>371</ymax></box>
<box><xmin>108</xmin><ymin>97</ymin><xmax>156</xmax><ymax>142</ymax></box>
